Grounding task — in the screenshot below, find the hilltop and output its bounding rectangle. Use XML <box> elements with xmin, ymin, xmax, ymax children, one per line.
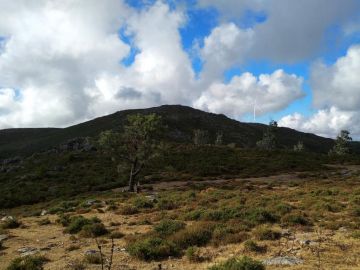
<box><xmin>0</xmin><ymin>105</ymin><xmax>347</xmax><ymax>159</ymax></box>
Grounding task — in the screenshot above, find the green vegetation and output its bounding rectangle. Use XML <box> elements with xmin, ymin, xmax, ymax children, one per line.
<box><xmin>6</xmin><ymin>255</ymin><xmax>49</xmax><ymax>270</ymax></box>
<box><xmin>98</xmin><ymin>113</ymin><xmax>163</xmax><ymax>191</ymax></box>
<box><xmin>127</xmin><ymin>237</ymin><xmax>180</xmax><ymax>261</ymax></box>
<box><xmin>60</xmin><ymin>215</ymin><xmax>107</xmax><ymax>237</ymax></box>
<box><xmin>153</xmin><ymin>219</ymin><xmax>186</xmax><ymax>237</ymax></box>
<box><xmin>208</xmin><ymin>257</ymin><xmax>265</xmax><ymax>270</ymax></box>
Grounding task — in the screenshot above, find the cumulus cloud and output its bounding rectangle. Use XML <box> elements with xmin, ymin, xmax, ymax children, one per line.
<box><xmin>279</xmin><ymin>107</ymin><xmax>360</xmax><ymax>138</ymax></box>
<box><xmin>0</xmin><ymin>0</ymin><xmax>131</xmax><ymax>127</ymax></box>
<box><xmin>199</xmin><ymin>0</ymin><xmax>360</xmax><ymax>62</ymax></box>
<box><xmin>279</xmin><ymin>45</ymin><xmax>360</xmax><ymax>138</ymax></box>
<box><xmin>195</xmin><ymin>70</ymin><xmax>304</xmax><ymax>118</ymax></box>
<box><xmin>0</xmin><ymin>0</ymin><xmax>307</xmax><ymax>128</ymax></box>
<box><xmin>200</xmin><ymin>22</ymin><xmax>254</xmax><ymax>82</ymax></box>
<box><xmin>311</xmin><ymin>45</ymin><xmax>360</xmax><ymax>111</ymax></box>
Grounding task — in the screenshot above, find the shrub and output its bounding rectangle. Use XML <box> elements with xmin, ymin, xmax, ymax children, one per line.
<box><xmin>118</xmin><ymin>205</ymin><xmax>139</xmax><ymax>215</ymax></box>
<box><xmin>133</xmin><ymin>197</ymin><xmax>154</xmax><ymax>209</ymax></box>
<box><xmin>157</xmin><ymin>198</ymin><xmax>179</xmax><ymax>210</ymax></box>
<box><xmin>351</xmin><ymin>231</ymin><xmax>360</xmax><ymax>239</ymax></box>
<box><xmin>80</xmin><ymin>223</ymin><xmax>108</xmax><ymax>237</ymax></box>
<box><xmin>154</xmin><ymin>220</ymin><xmax>186</xmax><ymax>237</ymax></box>
<box><xmin>281</xmin><ymin>213</ymin><xmax>311</xmax><ymax>226</ymax></box>
<box><xmin>1</xmin><ymin>218</ymin><xmax>21</xmax><ymax>229</ymax></box>
<box><xmin>244</xmin><ymin>240</ymin><xmax>266</xmax><ymax>253</ymax></box>
<box><xmin>64</xmin><ymin>216</ymin><xmax>91</xmax><ymax>234</ymax></box>
<box><xmin>183</xmin><ymin>209</ymin><xmax>204</xmax><ymax>221</ymax></box>
<box><xmin>253</xmin><ymin>226</ymin><xmax>281</xmax><ymax>241</ymax></box>
<box><xmin>275</xmin><ymin>203</ymin><xmax>293</xmax><ymax>215</ymax></box>
<box><xmin>212</xmin><ymin>226</ymin><xmax>249</xmax><ymax>246</ymax></box>
<box><xmin>127</xmin><ymin>237</ymin><xmax>180</xmax><ymax>261</ymax></box>
<box><xmin>37</xmin><ymin>218</ymin><xmax>51</xmax><ymax>226</ymax></box>
<box><xmin>110</xmin><ymin>231</ymin><xmax>125</xmax><ymax>239</ymax></box>
<box><xmin>84</xmin><ymin>253</ymin><xmax>102</xmax><ymax>264</ymax></box>
<box><xmin>208</xmin><ymin>256</ymin><xmax>265</xmax><ymax>270</ymax></box>
<box><xmin>185</xmin><ymin>246</ymin><xmax>203</xmax><ymax>262</ymax></box>
<box><xmin>6</xmin><ymin>255</ymin><xmax>49</xmax><ymax>270</ymax></box>
<box><xmin>170</xmin><ymin>223</ymin><xmax>213</xmax><ymax>249</ymax></box>
<box><xmin>246</xmin><ymin>208</ymin><xmax>278</xmax><ymax>225</ymax></box>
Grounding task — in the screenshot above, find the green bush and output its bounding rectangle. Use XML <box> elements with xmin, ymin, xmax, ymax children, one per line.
<box><xmin>281</xmin><ymin>213</ymin><xmax>311</xmax><ymax>226</ymax></box>
<box><xmin>154</xmin><ymin>220</ymin><xmax>186</xmax><ymax>237</ymax></box>
<box><xmin>6</xmin><ymin>255</ymin><xmax>49</xmax><ymax>270</ymax></box>
<box><xmin>127</xmin><ymin>237</ymin><xmax>180</xmax><ymax>261</ymax></box>
<box><xmin>208</xmin><ymin>256</ymin><xmax>265</xmax><ymax>270</ymax></box>
<box><xmin>157</xmin><ymin>198</ymin><xmax>179</xmax><ymax>210</ymax></box>
<box><xmin>64</xmin><ymin>216</ymin><xmax>91</xmax><ymax>234</ymax></box>
<box><xmin>170</xmin><ymin>222</ymin><xmax>213</xmax><ymax>249</ymax></box>
<box><xmin>351</xmin><ymin>231</ymin><xmax>360</xmax><ymax>239</ymax></box>
<box><xmin>246</xmin><ymin>208</ymin><xmax>278</xmax><ymax>225</ymax></box>
<box><xmin>133</xmin><ymin>197</ymin><xmax>154</xmax><ymax>209</ymax></box>
<box><xmin>80</xmin><ymin>223</ymin><xmax>108</xmax><ymax>237</ymax></box>
<box><xmin>185</xmin><ymin>246</ymin><xmax>203</xmax><ymax>262</ymax></box>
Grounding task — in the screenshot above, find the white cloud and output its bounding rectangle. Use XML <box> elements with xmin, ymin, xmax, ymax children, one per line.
<box><xmin>311</xmin><ymin>44</ymin><xmax>360</xmax><ymax>111</ymax></box>
<box><xmin>195</xmin><ymin>70</ymin><xmax>304</xmax><ymax>118</ymax></box>
<box><xmin>199</xmin><ymin>0</ymin><xmax>360</xmax><ymax>62</ymax></box>
<box><xmin>0</xmin><ymin>1</ymin><xmax>322</xmax><ymax>129</ymax></box>
<box><xmin>0</xmin><ymin>0</ymin><xmax>131</xmax><ymax>127</ymax></box>
<box><xmin>282</xmin><ymin>45</ymin><xmax>360</xmax><ymax>138</ymax></box>
<box><xmin>200</xmin><ymin>23</ymin><xmax>254</xmax><ymax>82</ymax></box>
<box><xmin>279</xmin><ymin>107</ymin><xmax>360</xmax><ymax>138</ymax></box>
<box><xmin>279</xmin><ymin>44</ymin><xmax>360</xmax><ymax>138</ymax></box>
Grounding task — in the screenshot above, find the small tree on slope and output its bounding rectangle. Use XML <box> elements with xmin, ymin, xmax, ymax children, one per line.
<box><xmin>98</xmin><ymin>113</ymin><xmax>163</xmax><ymax>192</ymax></box>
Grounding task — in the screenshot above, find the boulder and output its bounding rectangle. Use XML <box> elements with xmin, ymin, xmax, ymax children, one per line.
<box><xmin>263</xmin><ymin>256</ymin><xmax>304</xmax><ymax>266</ymax></box>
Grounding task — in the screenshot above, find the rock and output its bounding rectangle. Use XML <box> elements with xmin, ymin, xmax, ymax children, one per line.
<box><xmin>84</xmin><ymin>249</ymin><xmax>98</xmax><ymax>255</ymax></box>
<box><xmin>338</xmin><ymin>227</ymin><xmax>348</xmax><ymax>232</ymax></box>
<box><xmin>18</xmin><ymin>247</ymin><xmax>39</xmax><ymax>257</ymax></box>
<box><xmin>0</xmin><ymin>234</ymin><xmax>9</xmax><ymax>242</ymax></box>
<box><xmin>299</xmin><ymin>239</ymin><xmax>316</xmax><ymax>246</ymax></box>
<box><xmin>85</xmin><ymin>199</ymin><xmax>98</xmax><ymax>206</ymax></box>
<box><xmin>263</xmin><ymin>256</ymin><xmax>304</xmax><ymax>266</ymax></box>
<box><xmin>1</xmin><ymin>216</ymin><xmax>14</xmax><ymax>222</ymax></box>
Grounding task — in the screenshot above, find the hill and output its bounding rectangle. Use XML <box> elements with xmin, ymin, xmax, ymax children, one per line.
<box><xmin>0</xmin><ymin>105</ymin><xmax>345</xmax><ymax>159</ymax></box>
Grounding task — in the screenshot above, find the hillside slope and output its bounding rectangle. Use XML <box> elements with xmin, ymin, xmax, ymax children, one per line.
<box><xmin>0</xmin><ymin>105</ymin><xmax>340</xmax><ymax>158</ymax></box>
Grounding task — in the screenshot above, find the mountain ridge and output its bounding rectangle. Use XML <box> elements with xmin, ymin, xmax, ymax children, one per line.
<box><xmin>0</xmin><ymin>104</ymin><xmax>357</xmax><ymax>158</ymax></box>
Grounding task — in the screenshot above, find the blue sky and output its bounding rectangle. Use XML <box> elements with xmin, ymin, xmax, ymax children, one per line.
<box><xmin>0</xmin><ymin>0</ymin><xmax>360</xmax><ymax>138</ymax></box>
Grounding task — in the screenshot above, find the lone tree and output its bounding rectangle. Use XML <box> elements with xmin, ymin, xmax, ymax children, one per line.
<box><xmin>256</xmin><ymin>120</ymin><xmax>277</xmax><ymax>150</ymax></box>
<box><xmin>293</xmin><ymin>141</ymin><xmax>305</xmax><ymax>152</ymax></box>
<box><xmin>330</xmin><ymin>130</ymin><xmax>352</xmax><ymax>155</ymax></box>
<box><xmin>98</xmin><ymin>113</ymin><xmax>163</xmax><ymax>192</ymax></box>
<box><xmin>193</xmin><ymin>129</ymin><xmax>209</xmax><ymax>145</ymax></box>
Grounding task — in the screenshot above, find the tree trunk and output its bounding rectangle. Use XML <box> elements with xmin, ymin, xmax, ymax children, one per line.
<box><xmin>128</xmin><ymin>160</ymin><xmax>136</xmax><ymax>192</ymax></box>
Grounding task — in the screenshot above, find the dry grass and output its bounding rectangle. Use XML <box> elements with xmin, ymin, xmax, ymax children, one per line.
<box><xmin>1</xmin><ymin>166</ymin><xmax>360</xmax><ymax>269</ymax></box>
